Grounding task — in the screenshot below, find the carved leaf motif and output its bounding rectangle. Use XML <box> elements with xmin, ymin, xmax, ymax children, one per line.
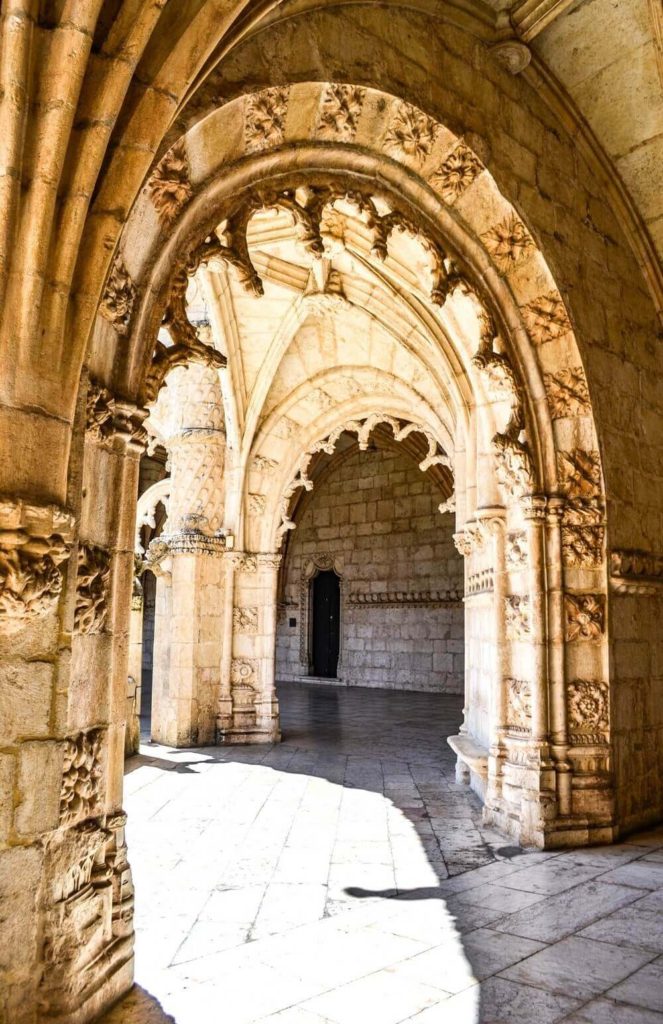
<box><xmin>565</xmin><ymin>593</ymin><xmax>605</xmax><ymax>642</ymax></box>
<box><xmin>507</xmin><ymin>679</ymin><xmax>532</xmax><ymax>732</ymax></box>
<box><xmin>252</xmin><ymin>455</ymin><xmax>279</xmax><ymax>472</ymax></box>
<box><xmin>506</xmin><ymin>531</ymin><xmax>528</xmax><ymax>568</ymax></box>
<box><xmin>429</xmin><ymin>142</ymin><xmax>483</xmax><ymax>203</ymax></box>
<box><xmin>60</xmin><ymin>730</ymin><xmax>103</xmax><ymax>826</ymax></box>
<box><xmin>148</xmin><ymin>141</ymin><xmax>192</xmax><ymax>228</ymax></box>
<box><xmin>245</xmin><ymin>87</ymin><xmax>289</xmax><ymax>152</ymax></box>
<box><xmin>0</xmin><ymin>531</ymin><xmax>70</xmax><ymax>622</ymax></box>
<box><xmin>384</xmin><ymin>102</ymin><xmax>436</xmax><ymax>164</ymax></box>
<box><xmin>248</xmin><ymin>494</ymin><xmax>266</xmax><ymax>515</ymax></box>
<box><xmin>557</xmin><ymin>449</ymin><xmax>601</xmax><ymax>499</ymax></box>
<box><xmin>544</xmin><ymin>367</ymin><xmax>589</xmax><ymax>418</ymax></box>
<box><xmin>562</xmin><ymin>526</ymin><xmax>605</xmax><ymax>568</ymax></box>
<box><xmin>567</xmin><ymin>680</ymin><xmax>609</xmax><ymax>743</ymax></box>
<box><xmin>99</xmin><ymin>258</ymin><xmax>135</xmax><ymax>334</ymax></box>
<box><xmin>75</xmin><ymin>544</ymin><xmax>111</xmax><ymax>635</ymax></box>
<box><xmin>505</xmin><ymin>595</ymin><xmax>531</xmax><ymax>639</ymax></box>
<box><xmin>522</xmin><ymin>291</ymin><xmax>571</xmax><ymax>344</ymax></box>
<box><xmin>491</xmin><ymin>432</ymin><xmax>534</xmax><ymax>498</ymax></box>
<box><xmin>318</xmin><ymin>84</ymin><xmax>364</xmax><ymax>139</ymax></box>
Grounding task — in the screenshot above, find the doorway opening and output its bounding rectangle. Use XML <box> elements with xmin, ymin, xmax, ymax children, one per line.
<box><xmin>310</xmin><ymin>569</ymin><xmax>341</xmax><ymax>678</ymax></box>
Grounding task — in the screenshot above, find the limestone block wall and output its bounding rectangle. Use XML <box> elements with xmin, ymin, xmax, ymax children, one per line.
<box><xmin>276</xmin><ymin>447</ymin><xmax>463</xmax><ymax>692</ymax></box>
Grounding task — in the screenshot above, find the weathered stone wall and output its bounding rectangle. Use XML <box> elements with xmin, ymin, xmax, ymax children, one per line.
<box><xmin>276</xmin><ymin>446</ymin><xmax>463</xmax><ymax>692</ymax></box>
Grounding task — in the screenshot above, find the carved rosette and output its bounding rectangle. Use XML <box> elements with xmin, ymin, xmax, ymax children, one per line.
<box><xmin>567</xmin><ymin>680</ymin><xmax>609</xmax><ymax>745</ymax></box>
<box><xmin>543</xmin><ymin>368</ymin><xmax>589</xmax><ymax>419</ymax></box>
<box><xmin>506</xmin><ymin>679</ymin><xmax>532</xmax><ymax>734</ymax></box>
<box><xmin>75</xmin><ymin>544</ymin><xmax>111</xmax><ymax>635</ymax></box>
<box><xmin>384</xmin><ymin>101</ymin><xmax>436</xmax><ymax>164</ymax></box>
<box><xmin>482</xmin><ymin>214</ymin><xmax>535</xmax><ymax>271</ymax></box>
<box><xmin>506</xmin><ymin>531</ymin><xmax>528</xmax><ymax>568</ymax></box>
<box><xmin>233</xmin><ymin>606</ymin><xmax>259</xmax><ymax>634</ymax></box>
<box><xmin>558</xmin><ymin>449</ymin><xmax>602</xmax><ymax>505</ymax></box>
<box><xmin>317</xmin><ymin>83</ymin><xmax>365</xmax><ymax>140</ymax></box>
<box><xmin>429</xmin><ymin>142</ymin><xmax>483</xmax><ymax>203</ymax></box>
<box><xmin>565</xmin><ymin>593</ymin><xmax>605</xmax><ymax>642</ymax></box>
<box><xmin>231</xmin><ymin>658</ymin><xmax>258</xmax><ymax>691</ymax></box>
<box><xmin>99</xmin><ymin>257</ymin><xmax>136</xmax><ymax>335</ymax></box>
<box><xmin>0</xmin><ymin>501</ymin><xmax>74</xmax><ymax>627</ymax></box>
<box><xmin>522</xmin><ymin>291</ymin><xmax>571</xmax><ymax>345</ymax></box>
<box><xmin>245</xmin><ymin>87</ymin><xmax>289</xmax><ymax>152</ymax></box>
<box><xmin>148</xmin><ymin>140</ymin><xmax>192</xmax><ymax>228</ymax></box>
<box><xmin>59</xmin><ymin>730</ymin><xmax>104</xmax><ymax>826</ymax></box>
<box><xmin>505</xmin><ymin>595</ymin><xmax>531</xmax><ymax>639</ymax></box>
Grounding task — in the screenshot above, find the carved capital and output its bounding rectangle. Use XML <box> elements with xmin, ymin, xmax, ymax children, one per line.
<box><xmin>86</xmin><ymin>379</ymin><xmax>147</xmax><ymax>453</ymax></box>
<box><xmin>521</xmin><ymin>494</ymin><xmax>547</xmax><ymax>521</ymax></box>
<box><xmin>0</xmin><ymin>499</ymin><xmax>74</xmax><ymax>626</ymax></box>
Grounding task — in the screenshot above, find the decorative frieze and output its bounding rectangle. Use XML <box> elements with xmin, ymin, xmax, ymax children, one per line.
<box><xmin>349</xmin><ymin>588</ymin><xmax>462</xmax><ymax>607</ymax></box>
<box><xmin>148</xmin><ymin>140</ymin><xmax>192</xmax><ymax>228</ymax></box>
<box><xmin>59</xmin><ymin>730</ymin><xmax>103</xmax><ymax>826</ymax></box>
<box><xmin>610</xmin><ymin>549</ymin><xmax>663</xmax><ymax>595</ymax></box>
<box><xmin>567</xmin><ymin>680</ymin><xmax>609</xmax><ymax>745</ymax></box>
<box><xmin>522</xmin><ymin>291</ymin><xmax>571</xmax><ymax>345</ymax></box>
<box><xmin>543</xmin><ymin>367</ymin><xmax>590</xmax><ymax>419</ymax></box>
<box><xmin>74</xmin><ymin>544</ymin><xmax>111</xmax><ymax>635</ymax></box>
<box><xmin>557</xmin><ymin>449</ymin><xmax>601</xmax><ymax>499</ymax></box>
<box><xmin>317</xmin><ymin>83</ymin><xmax>364</xmax><ymax>140</ymax></box>
<box><xmin>565</xmin><ymin>593</ymin><xmax>605</xmax><ymax>642</ymax></box>
<box><xmin>99</xmin><ymin>257</ymin><xmax>136</xmax><ymax>334</ymax></box>
<box><xmin>429</xmin><ymin>142</ymin><xmax>483</xmax><ymax>203</ymax></box>
<box><xmin>245</xmin><ymin>87</ymin><xmax>289</xmax><ymax>152</ymax></box>
<box><xmin>233</xmin><ymin>606</ymin><xmax>259</xmax><ymax>633</ymax></box>
<box><xmin>466</xmin><ymin>570</ymin><xmax>494</xmax><ymax>596</ymax></box>
<box><xmin>482</xmin><ymin>213</ymin><xmax>535</xmax><ymax>271</ymax></box>
<box><xmin>506</xmin><ymin>678</ymin><xmax>532</xmax><ymax>734</ymax></box>
<box><xmin>384</xmin><ymin>101</ymin><xmax>436</xmax><ymax>163</ymax></box>
<box><xmin>505</xmin><ymin>595</ymin><xmax>531</xmax><ymax>639</ymax></box>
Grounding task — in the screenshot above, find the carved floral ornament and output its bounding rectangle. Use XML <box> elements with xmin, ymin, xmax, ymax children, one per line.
<box><xmin>384</xmin><ymin>101</ymin><xmax>437</xmax><ymax>164</ymax></box>
<box><xmin>317</xmin><ymin>84</ymin><xmax>365</xmax><ymax>140</ymax></box>
<box><xmin>429</xmin><ymin>142</ymin><xmax>484</xmax><ymax>204</ymax></box>
<box><xmin>245</xmin><ymin>87</ymin><xmax>289</xmax><ymax>152</ymax></box>
<box><xmin>507</xmin><ymin>678</ymin><xmax>532</xmax><ymax>733</ymax></box>
<box><xmin>99</xmin><ymin>257</ymin><xmax>136</xmax><ymax>334</ymax></box>
<box><xmin>148</xmin><ymin>140</ymin><xmax>193</xmax><ymax>228</ymax></box>
<box><xmin>60</xmin><ymin>729</ymin><xmax>103</xmax><ymax>826</ymax></box>
<box><xmin>505</xmin><ymin>594</ymin><xmax>531</xmax><ymax>639</ymax></box>
<box><xmin>565</xmin><ymin>593</ymin><xmax>605</xmax><ymax>642</ymax></box>
<box><xmin>561</xmin><ymin>499</ymin><xmax>605</xmax><ymax>568</ymax></box>
<box><xmin>567</xmin><ymin>680</ymin><xmax>609</xmax><ymax>745</ymax></box>
<box><xmin>86</xmin><ymin>378</ymin><xmax>148</xmax><ymax>452</ymax></box>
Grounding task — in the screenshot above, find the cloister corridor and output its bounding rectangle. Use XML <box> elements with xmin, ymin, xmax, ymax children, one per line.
<box><xmin>102</xmin><ymin>683</ymin><xmax>663</xmax><ymax>1024</ymax></box>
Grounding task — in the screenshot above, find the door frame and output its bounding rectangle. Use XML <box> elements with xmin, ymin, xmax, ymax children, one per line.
<box><xmin>300</xmin><ymin>553</ymin><xmax>345</xmax><ymax>678</ymax></box>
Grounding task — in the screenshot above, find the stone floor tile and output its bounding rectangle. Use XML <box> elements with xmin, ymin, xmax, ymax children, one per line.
<box><xmin>580</xmin><ymin>905</ymin><xmax>663</xmax><ymax>953</ymax></box>
<box><xmin>561</xmin><ymin>997</ymin><xmax>663</xmax><ymax>1023</ymax></box>
<box><xmin>494</xmin><ymin>881</ymin><xmax>644</xmax><ymax>943</ymax></box>
<box><xmin>299</xmin><ymin>968</ymin><xmax>444</xmax><ymax>1024</ymax></box>
<box><xmin>460</xmin><ymin>927</ymin><xmax>546</xmax><ymax>979</ymax></box>
<box><xmin>498</xmin><ymin>858</ymin><xmax>606</xmax><ymax>896</ymax></box>
<box><xmin>452</xmin><ymin>881</ymin><xmax>548</xmax><ymax>913</ymax></box>
<box><xmin>606</xmin><ymin>959</ymin><xmax>663</xmax><ymax>1012</ymax></box>
<box><xmin>598</xmin><ymin>861</ymin><xmax>663</xmax><ymax>890</ymax></box>
<box><xmin>499</xmin><ymin>934</ymin><xmax>655</xmax><ymax>1000</ymax></box>
<box><xmin>436</xmin><ymin>976</ymin><xmax>580</xmax><ymax>1023</ymax></box>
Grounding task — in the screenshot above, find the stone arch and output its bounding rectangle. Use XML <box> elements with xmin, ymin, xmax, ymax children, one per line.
<box><xmin>91</xmin><ymin>82</ymin><xmax>611</xmax><ymax>853</ymax></box>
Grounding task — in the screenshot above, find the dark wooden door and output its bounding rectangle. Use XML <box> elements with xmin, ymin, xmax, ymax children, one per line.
<box><xmin>311</xmin><ymin>571</ymin><xmax>340</xmax><ymax>678</ymax></box>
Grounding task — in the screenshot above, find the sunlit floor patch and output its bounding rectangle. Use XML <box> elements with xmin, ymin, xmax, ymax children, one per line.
<box><xmin>103</xmin><ymin>683</ymin><xmax>663</xmax><ymax>1024</ymax></box>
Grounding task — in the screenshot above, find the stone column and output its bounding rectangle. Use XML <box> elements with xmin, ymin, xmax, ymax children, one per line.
<box><xmin>546</xmin><ymin>497</ymin><xmax>572</xmax><ymax>816</ymax></box>
<box><xmin>126</xmin><ymin>575</ymin><xmax>143</xmax><ymax>756</ymax></box>
<box><xmin>149</xmin><ymin>365</ymin><xmax>227</xmax><ymax>748</ymax></box>
<box><xmin>219</xmin><ymin>552</ymin><xmax>281</xmax><ymax>744</ymax></box>
<box><xmin>478</xmin><ymin>509</ymin><xmax>507</xmax><ymax>812</ymax></box>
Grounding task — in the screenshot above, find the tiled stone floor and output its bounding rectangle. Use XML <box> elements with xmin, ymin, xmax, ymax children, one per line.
<box><xmin>102</xmin><ymin>682</ymin><xmax>663</xmax><ymax>1023</ymax></box>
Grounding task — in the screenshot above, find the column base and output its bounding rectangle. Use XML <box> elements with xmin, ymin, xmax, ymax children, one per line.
<box><xmin>217</xmin><ymin>722</ymin><xmax>281</xmax><ymax>745</ymax></box>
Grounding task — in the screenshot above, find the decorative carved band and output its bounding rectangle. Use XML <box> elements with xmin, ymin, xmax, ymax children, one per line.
<box><xmin>75</xmin><ymin>544</ymin><xmax>111</xmax><ymax>635</ymax></box>
<box><xmin>348</xmin><ymin>588</ymin><xmax>462</xmax><ymax>608</ymax></box>
<box><xmin>60</xmin><ymin>730</ymin><xmax>104</xmax><ymax>826</ymax></box>
<box><xmin>567</xmin><ymin>679</ymin><xmax>609</xmax><ymax>746</ymax></box>
<box><xmin>610</xmin><ymin>549</ymin><xmax>663</xmax><ymax>595</ymax></box>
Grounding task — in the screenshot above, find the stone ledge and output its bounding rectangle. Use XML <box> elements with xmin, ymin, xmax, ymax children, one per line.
<box><xmin>447</xmin><ymin>733</ymin><xmax>489</xmax><ymax>778</ymax></box>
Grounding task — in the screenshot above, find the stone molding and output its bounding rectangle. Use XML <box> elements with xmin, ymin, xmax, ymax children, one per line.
<box><xmin>348</xmin><ymin>588</ymin><xmax>462</xmax><ymax>607</ymax></box>
<box><xmin>466</xmin><ymin>570</ymin><xmax>494</xmax><ymax>596</ymax></box>
<box><xmin>610</xmin><ymin>549</ymin><xmax>663</xmax><ymax>595</ymax></box>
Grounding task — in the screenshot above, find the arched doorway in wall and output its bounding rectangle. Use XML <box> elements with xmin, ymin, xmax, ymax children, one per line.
<box><xmin>275</xmin><ymin>427</ymin><xmax>463</xmax><ymax>698</ymax></box>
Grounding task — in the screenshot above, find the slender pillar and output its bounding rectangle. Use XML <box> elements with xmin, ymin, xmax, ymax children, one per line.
<box><xmin>478</xmin><ymin>509</ymin><xmax>507</xmax><ymax>810</ymax></box>
<box><xmin>546</xmin><ymin>497</ymin><xmax>572</xmax><ymax>816</ymax></box>
<box><xmin>149</xmin><ymin>365</ymin><xmax>227</xmax><ymax>747</ymax></box>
